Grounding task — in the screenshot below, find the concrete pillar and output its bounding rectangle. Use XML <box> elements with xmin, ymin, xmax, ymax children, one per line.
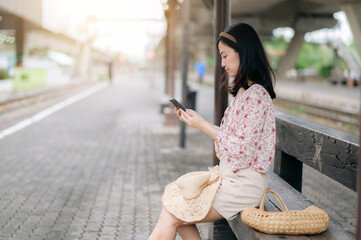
<box><xmin>73</xmin><ymin>42</ymin><xmax>92</xmax><ymax>80</ymax></box>
<box><xmin>164</xmin><ymin>18</ymin><xmax>169</xmax><ymax>95</ymax></box>
<box><xmin>163</xmin><ymin>0</ymin><xmax>179</xmax><ymax>126</ymax></box>
<box><xmin>342</xmin><ymin>2</ymin><xmax>361</xmax><ymax>59</ymax></box>
<box><xmin>165</xmin><ymin>0</ymin><xmax>178</xmax><ymax>98</ymax></box>
<box><xmin>276</xmin><ymin>31</ymin><xmax>305</xmax><ymax>80</ymax></box>
<box><xmin>15</xmin><ymin>17</ymin><xmax>25</xmax><ymax>66</ymax></box>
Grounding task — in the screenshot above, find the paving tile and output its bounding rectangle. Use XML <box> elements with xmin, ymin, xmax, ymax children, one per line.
<box><xmin>98</xmin><ymin>235</ymin><xmax>116</xmax><ymax>240</ymax></box>
<box><xmin>101</xmin><ymin>226</ymin><xmax>118</xmax><ymax>236</ymax></box>
<box><xmin>81</xmin><ymin>231</ymin><xmax>99</xmax><ymax>240</ymax></box>
<box><xmin>11</xmin><ymin>231</ymin><xmax>31</xmax><ymax>240</ymax></box>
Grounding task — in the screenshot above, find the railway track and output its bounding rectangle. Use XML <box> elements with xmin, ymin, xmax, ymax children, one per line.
<box><xmin>0</xmin><ymin>82</ymin><xmax>101</xmax><ymax>129</ymax></box>
<box><xmin>274</xmin><ymin>97</ymin><xmax>360</xmax><ymax>132</ymax></box>
<box><xmin>0</xmin><ymin>82</ymin><xmax>98</xmax><ymax>115</ymax></box>
<box><xmin>0</xmin><ymin>85</ymin><xmax>359</xmax><ymax>134</ymax></box>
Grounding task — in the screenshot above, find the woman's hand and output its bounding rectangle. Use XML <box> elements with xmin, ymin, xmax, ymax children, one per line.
<box><xmin>174</xmin><ymin>107</ymin><xmax>219</xmax><ymax>140</ymax></box>
<box><xmin>175</xmin><ymin>108</ymin><xmax>206</xmax><ymax>130</ymax></box>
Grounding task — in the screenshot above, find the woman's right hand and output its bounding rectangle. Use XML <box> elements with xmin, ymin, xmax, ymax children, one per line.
<box><xmin>175</xmin><ymin>108</ymin><xmax>206</xmax><ymax>130</ymax></box>
<box><xmin>175</xmin><ymin>107</ymin><xmax>182</xmax><ymax>118</ymax></box>
<box><xmin>174</xmin><ymin>107</ymin><xmax>219</xmax><ymax>140</ymax></box>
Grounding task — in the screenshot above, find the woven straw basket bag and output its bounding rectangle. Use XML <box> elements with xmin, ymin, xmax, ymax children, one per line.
<box><xmin>241</xmin><ymin>188</ymin><xmax>329</xmax><ymax>235</ymax></box>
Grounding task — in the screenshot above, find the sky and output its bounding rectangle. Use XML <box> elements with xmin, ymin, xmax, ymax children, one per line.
<box><xmin>41</xmin><ymin>0</ymin><xmax>167</xmax><ymax>59</ymax></box>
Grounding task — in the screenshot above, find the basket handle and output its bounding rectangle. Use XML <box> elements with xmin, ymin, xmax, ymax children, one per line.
<box><xmin>259</xmin><ymin>188</ymin><xmax>289</xmax><ymax>211</ymax></box>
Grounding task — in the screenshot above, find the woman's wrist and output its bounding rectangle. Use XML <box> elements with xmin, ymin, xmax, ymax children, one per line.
<box><xmin>200</xmin><ymin>121</ymin><xmax>218</xmax><ymax>140</ymax></box>
<box><xmin>199</xmin><ymin>119</ymin><xmax>210</xmax><ymax>131</ymax></box>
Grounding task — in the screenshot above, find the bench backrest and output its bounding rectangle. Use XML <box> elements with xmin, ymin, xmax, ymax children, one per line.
<box><xmin>274</xmin><ymin>112</ymin><xmax>359</xmax><ymax>192</ymax></box>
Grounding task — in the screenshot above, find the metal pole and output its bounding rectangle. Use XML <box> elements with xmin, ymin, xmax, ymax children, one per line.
<box><xmin>180</xmin><ymin>0</ymin><xmax>190</xmax><ymax>148</ymax></box>
<box><xmin>213</xmin><ymin>0</ymin><xmax>230</xmax><ymax>166</ymax></box>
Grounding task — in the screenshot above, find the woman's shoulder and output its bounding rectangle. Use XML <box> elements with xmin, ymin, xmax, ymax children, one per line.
<box><xmin>244</xmin><ymin>84</ymin><xmax>271</xmax><ymax>100</ymax></box>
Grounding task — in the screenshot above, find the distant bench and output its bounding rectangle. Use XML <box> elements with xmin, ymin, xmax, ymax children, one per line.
<box><xmin>160</xmin><ymin>95</ymin><xmax>171</xmax><ymax>114</ymax></box>
<box><xmin>213</xmin><ymin>112</ymin><xmax>358</xmax><ymax>240</ymax></box>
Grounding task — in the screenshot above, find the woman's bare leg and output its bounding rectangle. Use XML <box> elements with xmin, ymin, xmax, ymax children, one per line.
<box><xmin>177</xmin><ymin>208</ymin><xmax>223</xmax><ymax>239</ymax></box>
<box><xmin>177</xmin><ymin>224</ymin><xmax>201</xmax><ymax>240</ymax></box>
<box><xmin>149</xmin><ymin>206</ymin><xmax>223</xmax><ymax>240</ymax></box>
<box><xmin>149</xmin><ymin>206</ymin><xmax>178</xmax><ymax>240</ymax></box>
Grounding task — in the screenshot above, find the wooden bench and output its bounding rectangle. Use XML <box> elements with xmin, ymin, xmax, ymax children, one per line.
<box><xmin>214</xmin><ymin>112</ymin><xmax>358</xmax><ymax>240</ymax></box>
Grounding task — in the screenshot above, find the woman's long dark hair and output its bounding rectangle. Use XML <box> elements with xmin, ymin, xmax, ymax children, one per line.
<box><xmin>217</xmin><ymin>23</ymin><xmax>276</xmax><ymax>99</ymax></box>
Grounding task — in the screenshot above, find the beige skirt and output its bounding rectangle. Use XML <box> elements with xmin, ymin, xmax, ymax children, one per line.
<box><xmin>212</xmin><ymin>160</ymin><xmax>268</xmax><ymax>220</ymax></box>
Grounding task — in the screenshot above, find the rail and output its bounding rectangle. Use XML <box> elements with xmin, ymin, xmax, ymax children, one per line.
<box><xmin>274</xmin><ymin>96</ymin><xmax>360</xmax><ymax>130</ymax></box>
<box><xmin>0</xmin><ymin>82</ymin><xmax>97</xmax><ymax>115</ymax></box>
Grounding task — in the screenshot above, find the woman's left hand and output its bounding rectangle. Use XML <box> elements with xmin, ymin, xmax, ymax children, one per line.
<box><xmin>178</xmin><ymin>109</ymin><xmax>206</xmax><ymax>130</ymax></box>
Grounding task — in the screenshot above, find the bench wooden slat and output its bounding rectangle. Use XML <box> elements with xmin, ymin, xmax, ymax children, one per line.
<box><xmin>227</xmin><ymin>171</ymin><xmax>355</xmax><ymax>240</ymax></box>
<box><xmin>275</xmin><ymin>113</ymin><xmax>359</xmax><ymax>191</ymax></box>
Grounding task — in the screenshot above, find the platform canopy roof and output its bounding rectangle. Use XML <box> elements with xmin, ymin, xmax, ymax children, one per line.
<box><xmin>188</xmin><ymin>0</ymin><xmax>358</xmax><ymax>42</ymax></box>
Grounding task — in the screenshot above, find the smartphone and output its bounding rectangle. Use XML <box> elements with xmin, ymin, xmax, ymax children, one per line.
<box><xmin>169</xmin><ymin>98</ymin><xmax>186</xmax><ymax>111</ymax></box>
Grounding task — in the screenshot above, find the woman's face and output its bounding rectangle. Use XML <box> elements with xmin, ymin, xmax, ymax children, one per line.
<box><xmin>218</xmin><ymin>41</ymin><xmax>240</xmax><ymax>78</ymax></box>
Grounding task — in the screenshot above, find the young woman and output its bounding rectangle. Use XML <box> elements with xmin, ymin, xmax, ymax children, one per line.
<box><xmin>149</xmin><ymin>23</ymin><xmax>276</xmax><ymax>240</ymax></box>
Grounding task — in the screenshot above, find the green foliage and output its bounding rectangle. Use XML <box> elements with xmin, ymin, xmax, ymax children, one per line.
<box><xmin>21</xmin><ymin>73</ymin><xmax>29</xmax><ymax>80</ymax></box>
<box><xmin>296</xmin><ymin>43</ymin><xmax>317</xmax><ymax>69</ymax></box>
<box><xmin>98</xmin><ymin>72</ymin><xmax>107</xmax><ymax>81</ymax></box>
<box><xmin>265</xmin><ymin>35</ymin><xmax>339</xmax><ymax>78</ymax></box>
<box><xmin>207</xmin><ymin>53</ymin><xmax>214</xmax><ymax>68</ymax></box>
<box><xmin>13</xmin><ymin>67</ymin><xmax>47</xmax><ymax>91</ymax></box>
<box><xmin>264</xmin><ymin>36</ymin><xmax>289</xmax><ymax>70</ymax></box>
<box><xmin>319</xmin><ymin>65</ymin><xmax>333</xmax><ymax>78</ymax></box>
<box><xmin>338</xmin><ymin>58</ymin><xmax>348</xmax><ymax>72</ymax></box>
<box><xmin>264</xmin><ymin>37</ymin><xmax>288</xmax><ymax>50</ymax></box>
<box><xmin>350</xmin><ymin>42</ymin><xmax>357</xmax><ymax>52</ymax></box>
<box><xmin>0</xmin><ymin>68</ymin><xmax>10</xmax><ymax>80</ymax></box>
<box><xmin>295</xmin><ymin>43</ymin><xmax>334</xmax><ymax>77</ymax></box>
<box><xmin>290</xmin><ymin>105</ymin><xmax>304</xmax><ymax>115</ymax></box>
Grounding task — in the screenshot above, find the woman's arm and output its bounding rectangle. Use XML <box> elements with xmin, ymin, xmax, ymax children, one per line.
<box><xmin>176</xmin><ymin>108</ymin><xmax>219</xmax><ymax>140</ymax></box>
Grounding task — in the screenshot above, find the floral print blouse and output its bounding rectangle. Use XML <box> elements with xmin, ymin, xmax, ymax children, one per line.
<box><xmin>214</xmin><ymin>84</ymin><xmax>276</xmax><ymax>173</ymax></box>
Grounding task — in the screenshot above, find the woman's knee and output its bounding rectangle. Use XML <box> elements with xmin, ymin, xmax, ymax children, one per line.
<box><xmin>159</xmin><ymin>206</ymin><xmax>183</xmax><ymax>228</ymax></box>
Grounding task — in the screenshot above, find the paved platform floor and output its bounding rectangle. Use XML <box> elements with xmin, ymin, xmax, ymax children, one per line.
<box><xmin>0</xmin><ymin>72</ymin><xmax>357</xmax><ymax>239</ymax></box>
<box><xmin>0</xmin><ymin>73</ymin><xmax>213</xmax><ymax>240</ymax></box>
